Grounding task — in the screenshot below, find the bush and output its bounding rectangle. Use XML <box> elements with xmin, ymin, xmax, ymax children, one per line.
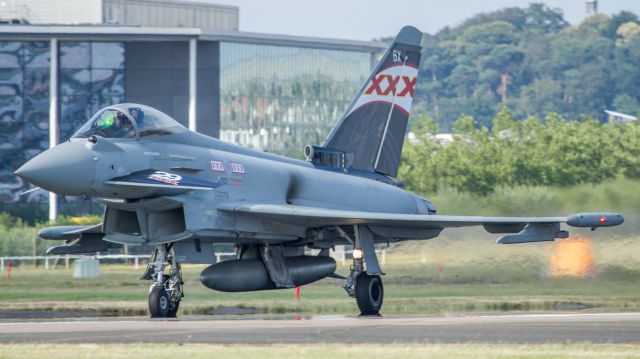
<box><xmin>401</xmin><ymin>111</ymin><xmax>638</xmax><ymax>195</ymax></box>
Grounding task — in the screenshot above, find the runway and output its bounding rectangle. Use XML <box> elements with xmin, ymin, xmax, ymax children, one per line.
<box><xmin>0</xmin><ymin>312</ymin><xmax>638</xmax><ymax>344</ymax></box>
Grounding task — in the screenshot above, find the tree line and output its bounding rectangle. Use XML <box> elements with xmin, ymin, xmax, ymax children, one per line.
<box><xmin>398</xmin><ymin>109</ymin><xmax>640</xmax><ymax>196</ymax></box>
<box><xmin>413</xmin><ymin>4</ymin><xmax>640</xmax><ymax>130</ymax></box>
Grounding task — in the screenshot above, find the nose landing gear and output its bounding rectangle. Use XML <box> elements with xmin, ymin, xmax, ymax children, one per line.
<box><xmin>142</xmin><ymin>244</ymin><xmax>183</xmax><ymax>318</ymax></box>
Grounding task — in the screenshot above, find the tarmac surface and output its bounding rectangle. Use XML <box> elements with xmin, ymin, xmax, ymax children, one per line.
<box><xmin>0</xmin><ymin>312</ymin><xmax>639</xmax><ymax>344</ymax></box>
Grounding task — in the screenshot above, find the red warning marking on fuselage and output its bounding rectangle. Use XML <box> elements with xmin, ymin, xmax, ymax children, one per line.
<box><xmin>210</xmin><ymin>160</ymin><xmax>225</xmax><ymax>172</ymax></box>
<box><xmin>230</xmin><ymin>162</ymin><xmax>245</xmax><ymax>174</ymax></box>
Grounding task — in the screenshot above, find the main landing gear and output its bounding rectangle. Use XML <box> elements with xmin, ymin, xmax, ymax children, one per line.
<box><xmin>355</xmin><ymin>273</ymin><xmax>384</xmax><ymax>315</ymax></box>
<box><xmin>141</xmin><ymin>244</ymin><xmax>183</xmax><ymax>318</ymax></box>
<box><xmin>340</xmin><ymin>226</ymin><xmax>385</xmax><ymax>316</ymax></box>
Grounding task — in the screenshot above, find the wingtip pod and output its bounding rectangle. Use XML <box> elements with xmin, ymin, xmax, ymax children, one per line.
<box><xmin>566</xmin><ymin>213</ymin><xmax>624</xmax><ymax>228</ymax></box>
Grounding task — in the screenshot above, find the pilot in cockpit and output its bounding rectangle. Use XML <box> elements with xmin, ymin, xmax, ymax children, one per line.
<box><xmin>128</xmin><ymin>107</ymin><xmax>145</xmax><ymax>129</ymax></box>
<box><xmin>91</xmin><ymin>109</ymin><xmax>136</xmax><ymax>138</ymax></box>
<box><xmin>72</xmin><ymin>104</ymin><xmax>186</xmax><ymax>140</ymax></box>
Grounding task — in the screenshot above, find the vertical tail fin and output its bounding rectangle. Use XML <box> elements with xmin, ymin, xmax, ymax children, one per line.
<box><xmin>320</xmin><ymin>26</ymin><xmax>422</xmax><ymax>177</ymax></box>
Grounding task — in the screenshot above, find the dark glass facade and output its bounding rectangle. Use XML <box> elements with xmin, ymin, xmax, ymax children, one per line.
<box><xmin>219</xmin><ymin>42</ymin><xmax>372</xmax><ymax>157</ymax></box>
<box><xmin>0</xmin><ymin>41</ymin><xmax>50</xmax><ymax>203</ymax></box>
<box><xmin>0</xmin><ymin>41</ymin><xmax>124</xmax><ymax>205</ymax></box>
<box><xmin>1</xmin><ymin>38</ymin><xmax>376</xmax><ymax>215</ymax></box>
<box><xmin>60</xmin><ymin>42</ymin><xmax>125</xmax><ymax>141</ymax></box>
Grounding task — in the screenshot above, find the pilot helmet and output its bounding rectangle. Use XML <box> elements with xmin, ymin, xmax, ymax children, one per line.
<box><xmin>129</xmin><ymin>107</ymin><xmax>145</xmax><ymax>128</ymax></box>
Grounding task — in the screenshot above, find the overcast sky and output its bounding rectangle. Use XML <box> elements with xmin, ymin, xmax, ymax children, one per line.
<box><xmin>201</xmin><ymin>0</ymin><xmax>640</xmax><ymax>40</ymax></box>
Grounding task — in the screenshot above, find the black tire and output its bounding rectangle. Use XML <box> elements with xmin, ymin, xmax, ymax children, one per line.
<box><xmin>167</xmin><ymin>298</ymin><xmax>180</xmax><ymax>318</ymax></box>
<box><xmin>355</xmin><ymin>273</ymin><xmax>384</xmax><ymax>315</ymax></box>
<box><xmin>149</xmin><ymin>284</ymin><xmax>170</xmax><ymax>318</ymax></box>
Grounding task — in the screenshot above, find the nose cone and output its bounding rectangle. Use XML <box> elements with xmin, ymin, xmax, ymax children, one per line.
<box><xmin>15</xmin><ymin>141</ymin><xmax>95</xmax><ymax>196</ymax></box>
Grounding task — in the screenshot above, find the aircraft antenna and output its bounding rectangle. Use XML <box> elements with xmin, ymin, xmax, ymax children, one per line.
<box><xmin>374</xmin><ymin>55</ymin><xmax>408</xmax><ymax>169</ymax></box>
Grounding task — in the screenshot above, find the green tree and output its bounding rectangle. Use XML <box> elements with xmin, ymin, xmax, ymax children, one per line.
<box><xmin>612</xmin><ymin>94</ymin><xmax>639</xmax><ymax>114</ymax></box>
<box><xmin>413</xmin><ymin>6</ymin><xmax>640</xmax><ymax>128</ymax></box>
<box><xmin>398</xmin><ymin>115</ymin><xmax>441</xmax><ymax>194</ymax></box>
<box><xmin>400</xmin><ymin>110</ymin><xmax>633</xmax><ymax>196</ymax></box>
<box><xmin>604</xmin><ymin>11</ymin><xmax>640</xmax><ymax>39</ymax></box>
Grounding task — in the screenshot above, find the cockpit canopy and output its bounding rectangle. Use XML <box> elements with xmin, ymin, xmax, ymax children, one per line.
<box><xmin>72</xmin><ymin>104</ymin><xmax>187</xmax><ymax>139</ymax></box>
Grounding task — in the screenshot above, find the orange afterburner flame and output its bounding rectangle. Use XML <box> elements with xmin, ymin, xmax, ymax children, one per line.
<box><xmin>548</xmin><ymin>235</ymin><xmax>596</xmax><ymax>278</ymax></box>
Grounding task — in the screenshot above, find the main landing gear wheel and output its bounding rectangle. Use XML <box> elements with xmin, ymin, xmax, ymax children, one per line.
<box><xmin>339</xmin><ymin>226</ymin><xmax>385</xmax><ymax>316</ymax></box>
<box><xmin>355</xmin><ymin>273</ymin><xmax>384</xmax><ymax>316</ymax></box>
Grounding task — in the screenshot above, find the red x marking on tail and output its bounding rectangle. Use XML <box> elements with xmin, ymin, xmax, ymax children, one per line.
<box><xmin>381</xmin><ymin>75</ymin><xmax>401</xmax><ymax>96</ymax></box>
<box><xmin>365</xmin><ymin>74</ymin><xmax>416</xmax><ymax>97</ymax></box>
<box><xmin>398</xmin><ymin>77</ymin><xmax>416</xmax><ymax>97</ymax></box>
<box><xmin>364</xmin><ymin>74</ymin><xmax>385</xmax><ymax>95</ymax></box>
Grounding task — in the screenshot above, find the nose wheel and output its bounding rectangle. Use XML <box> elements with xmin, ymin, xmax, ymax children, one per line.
<box><xmin>143</xmin><ymin>244</ymin><xmax>183</xmax><ymax>318</ymax></box>
<box><xmin>149</xmin><ymin>282</ymin><xmax>180</xmax><ymax>318</ymax></box>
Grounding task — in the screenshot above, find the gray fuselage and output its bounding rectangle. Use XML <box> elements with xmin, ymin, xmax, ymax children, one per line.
<box><xmin>78</xmin><ymin>131</ymin><xmax>432</xmax><ymax>244</ymax></box>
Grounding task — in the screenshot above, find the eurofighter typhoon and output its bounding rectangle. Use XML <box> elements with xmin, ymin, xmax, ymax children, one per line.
<box><xmin>15</xmin><ymin>27</ymin><xmax>623</xmax><ymax>317</ymax></box>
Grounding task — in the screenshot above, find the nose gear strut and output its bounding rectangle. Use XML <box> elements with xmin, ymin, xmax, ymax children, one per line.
<box><xmin>142</xmin><ymin>244</ymin><xmax>184</xmax><ymax>318</ymax></box>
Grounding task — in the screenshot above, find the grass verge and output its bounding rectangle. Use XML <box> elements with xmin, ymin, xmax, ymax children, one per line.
<box><xmin>1</xmin><ymin>233</ymin><xmax>638</xmax><ymax>317</ymax></box>
<box><xmin>1</xmin><ymin>344</ymin><xmax>640</xmax><ymax>359</ymax></box>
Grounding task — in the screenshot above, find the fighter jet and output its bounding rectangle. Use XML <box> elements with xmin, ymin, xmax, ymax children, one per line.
<box><xmin>15</xmin><ymin>26</ymin><xmax>623</xmax><ymax>317</ymax></box>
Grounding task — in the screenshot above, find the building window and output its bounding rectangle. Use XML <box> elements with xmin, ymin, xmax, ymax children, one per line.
<box><xmin>219</xmin><ymin>42</ymin><xmax>371</xmax><ymax>157</ymax></box>
<box><xmin>59</xmin><ymin>42</ymin><xmax>125</xmax><ymax>141</ymax></box>
<box><xmin>0</xmin><ymin>41</ymin><xmax>49</xmax><ymax>203</ymax></box>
